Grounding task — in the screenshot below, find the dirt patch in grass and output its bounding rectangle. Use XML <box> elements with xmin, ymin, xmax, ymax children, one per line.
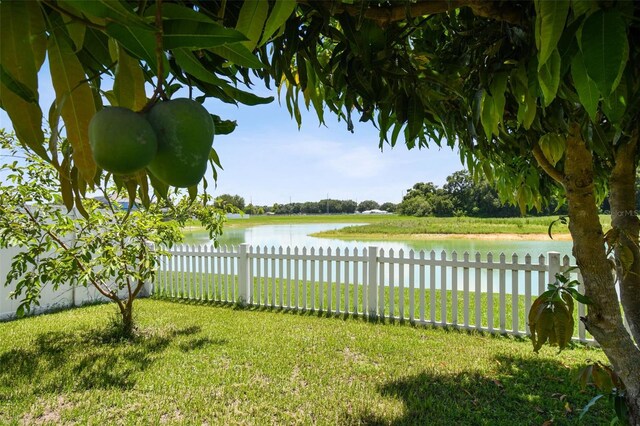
<box><xmin>22</xmin><ymin>396</ymin><xmax>75</xmax><ymax>425</ymax></box>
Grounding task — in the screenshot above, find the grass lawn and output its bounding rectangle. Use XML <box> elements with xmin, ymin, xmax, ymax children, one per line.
<box><xmin>156</xmin><ymin>273</ymin><xmax>591</xmax><ymax>339</ymax></box>
<box><xmin>312</xmin><ymin>216</ymin><xmax>600</xmax><ymax>239</ymax></box>
<box><xmin>0</xmin><ymin>299</ymin><xmax>609</xmax><ymax>425</ymax></box>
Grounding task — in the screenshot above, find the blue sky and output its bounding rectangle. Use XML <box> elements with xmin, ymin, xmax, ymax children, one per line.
<box><xmin>0</xmin><ymin>72</ymin><xmax>464</xmax><ymax>206</ymax></box>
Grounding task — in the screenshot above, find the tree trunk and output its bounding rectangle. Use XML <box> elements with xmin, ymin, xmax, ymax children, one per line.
<box><xmin>120</xmin><ymin>301</ymin><xmax>134</xmax><ymax>338</ymax></box>
<box><xmin>563</xmin><ymin>123</ymin><xmax>640</xmax><ymax>425</ymax></box>
<box><xmin>608</xmin><ymin>135</ymin><xmax>640</xmax><ymax>345</ymax></box>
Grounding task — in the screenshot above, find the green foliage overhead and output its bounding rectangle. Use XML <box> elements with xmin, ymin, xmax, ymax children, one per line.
<box><xmin>1</xmin><ymin>1</ymin><xmax>639</xmax><ymax>420</ymax></box>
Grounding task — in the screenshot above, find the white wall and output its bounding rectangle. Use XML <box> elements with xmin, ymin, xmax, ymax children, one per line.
<box><xmin>0</xmin><ymin>246</ymin><xmax>152</xmax><ymax>321</ymax></box>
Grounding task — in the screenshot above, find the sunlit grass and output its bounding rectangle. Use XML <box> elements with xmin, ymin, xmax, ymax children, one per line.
<box><xmin>0</xmin><ymin>299</ymin><xmax>609</xmax><ymax>425</ymax></box>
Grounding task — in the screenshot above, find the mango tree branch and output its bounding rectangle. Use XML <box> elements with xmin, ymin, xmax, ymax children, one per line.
<box><xmin>21</xmin><ymin>206</ymin><xmax>123</xmax><ymax>310</ymax></box>
<box><xmin>532</xmin><ymin>143</ymin><xmax>565</xmax><ymax>185</ymax></box>
<box><xmin>318</xmin><ymin>0</ymin><xmax>525</xmax><ymax>26</ymax></box>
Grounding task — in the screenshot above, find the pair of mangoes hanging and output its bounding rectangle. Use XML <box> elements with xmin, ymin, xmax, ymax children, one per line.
<box><xmin>88</xmin><ymin>98</ymin><xmax>214</xmax><ymax>188</ymax></box>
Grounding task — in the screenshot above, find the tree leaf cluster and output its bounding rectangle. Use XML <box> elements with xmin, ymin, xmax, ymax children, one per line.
<box><xmin>528</xmin><ymin>268</ymin><xmax>591</xmax><ymax>353</ymax></box>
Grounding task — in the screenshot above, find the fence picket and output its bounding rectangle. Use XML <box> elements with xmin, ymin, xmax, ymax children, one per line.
<box><xmin>512</xmin><ymin>253</ymin><xmax>519</xmax><ymax>334</ymax></box>
<box><xmin>409</xmin><ymin>250</ymin><xmax>415</xmax><ymax>322</ymax></box>
<box><xmin>353</xmin><ymin>248</ymin><xmax>359</xmax><ymax>315</ymax></box>
<box><xmin>440</xmin><ymin>250</ymin><xmax>446</xmax><ymax>325</ymax></box>
<box><xmin>452</xmin><ymin>251</ymin><xmax>458</xmax><ymax>326</ymax></box>
<box><xmin>256</xmin><ymin>246</ymin><xmax>262</xmax><ymax>305</ymax></box>
<box><xmin>279</xmin><ymin>247</ymin><xmax>284</xmax><ymax>308</ymax></box>
<box><xmin>378</xmin><ymin>249</ymin><xmax>385</xmax><ymax>317</ymax></box>
<box><xmin>344</xmin><ymin>248</ymin><xmax>350</xmax><ymax>314</ymax></box>
<box><xmin>271</xmin><ymin>246</ymin><xmax>277</xmax><ymax>307</ymax></box>
<box><xmin>318</xmin><ymin>248</ymin><xmax>324</xmax><ymax>311</ymax></box>
<box><xmin>327</xmin><ymin>248</ymin><xmax>333</xmax><ymax>313</ymax></box>
<box><xmin>302</xmin><ymin>248</ymin><xmax>308</xmax><ymax>310</ymax></box>
<box><xmin>419</xmin><ymin>251</ymin><xmax>425</xmax><ymax>323</ymax></box>
<box><xmin>294</xmin><ymin>247</ymin><xmax>300</xmax><ymax>309</ymax></box>
<box><xmin>487</xmin><ymin>252</ymin><xmax>494</xmax><ymax>332</ymax></box>
<box><xmin>336</xmin><ymin>248</ymin><xmax>341</xmax><ymax>314</ymax></box>
<box><xmin>310</xmin><ymin>247</ymin><xmax>316</xmax><ymax>311</ymax></box>
<box><xmin>499</xmin><ymin>253</ymin><xmax>506</xmax><ymax>333</ymax></box>
<box><xmin>399</xmin><ymin>249</ymin><xmax>405</xmax><ymax>320</ymax></box>
<box><xmin>524</xmin><ymin>254</ymin><xmax>532</xmax><ymax>334</ymax></box>
<box><xmin>430</xmin><ymin>250</ymin><xmax>436</xmax><ymax>324</ymax></box>
<box><xmin>463</xmin><ymin>252</ymin><xmax>470</xmax><ymax>328</ymax></box>
<box><xmin>389</xmin><ymin>249</ymin><xmax>395</xmax><ymax>318</ymax></box>
<box><xmin>474</xmin><ymin>252</ymin><xmax>481</xmax><ymax>330</ymax></box>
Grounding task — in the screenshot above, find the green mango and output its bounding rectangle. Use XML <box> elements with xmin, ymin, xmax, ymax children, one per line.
<box><xmin>88</xmin><ymin>107</ymin><xmax>157</xmax><ymax>174</ymax></box>
<box><xmin>146</xmin><ymin>98</ymin><xmax>214</xmax><ymax>187</ymax></box>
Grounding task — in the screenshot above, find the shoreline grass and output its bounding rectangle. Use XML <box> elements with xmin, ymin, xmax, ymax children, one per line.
<box><xmin>0</xmin><ymin>299</ymin><xmax>608</xmax><ymax>425</ymax></box>
<box><xmin>185</xmin><ymin>214</ymin><xmax>613</xmax><ymax>241</ymax></box>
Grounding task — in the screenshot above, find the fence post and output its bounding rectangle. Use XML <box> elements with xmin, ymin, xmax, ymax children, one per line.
<box><xmin>367</xmin><ymin>246</ymin><xmax>379</xmax><ymax>319</ymax></box>
<box><xmin>547</xmin><ymin>251</ymin><xmax>561</xmax><ymax>287</ymax></box>
<box><xmin>237</xmin><ymin>244</ymin><xmax>251</xmax><ymax>306</ymax></box>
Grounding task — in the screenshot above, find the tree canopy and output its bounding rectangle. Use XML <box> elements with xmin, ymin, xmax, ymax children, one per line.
<box><xmin>1</xmin><ymin>0</ymin><xmax>639</xmax><ymax>422</ymax></box>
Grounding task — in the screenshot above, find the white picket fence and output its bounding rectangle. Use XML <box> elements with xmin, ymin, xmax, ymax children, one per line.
<box><xmin>154</xmin><ymin>243</ymin><xmax>594</xmax><ymax>343</ymax></box>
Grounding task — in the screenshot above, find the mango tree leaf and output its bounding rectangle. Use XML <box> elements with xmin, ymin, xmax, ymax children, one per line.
<box><xmin>77</xmin><ymin>28</ymin><xmax>114</xmax><ymax>75</ymax></box>
<box><xmin>565</xmin><ymin>288</ymin><xmax>592</xmax><ymax>305</ymax></box>
<box><xmin>406</xmin><ymin>94</ymin><xmax>424</xmax><ymax>142</ymax></box>
<box><xmin>579</xmin><ymin>394</ymin><xmax>604</xmax><ymax>420</ymax></box>
<box><xmin>534</xmin><ymin>0</ymin><xmax>570</xmax><ymax>70</ymax></box>
<box><xmin>236</xmin><ymin>0</ymin><xmax>269</xmax><ymax>51</ymax></box>
<box><xmin>222</xmin><ymin>86</ymin><xmax>274</xmax><ymax>106</ymax></box>
<box><xmin>59</xmin><ymin>157</ymin><xmax>75</xmax><ymax>211</ymax></box>
<box><xmin>61</xmin><ymin>13</ymin><xmax>86</xmax><ymax>52</ymax></box>
<box><xmin>572</xmin><ymin>0</ymin><xmax>596</xmax><ymax>18</ymax></box>
<box><xmin>260</xmin><ymin>0</ymin><xmax>297</xmax><ymax>47</ymax></box>
<box><xmin>188</xmin><ymin>184</ymin><xmax>198</xmax><ymax>201</ymax></box>
<box><xmin>480</xmin><ymin>95</ymin><xmax>498</xmax><ymax>140</ymax></box>
<box><xmin>580</xmin><ymin>9</ymin><xmax>628</xmax><ymax>97</ymax></box>
<box><xmin>26</xmin><ymin>1</ymin><xmax>46</xmax><ymax>70</ymax></box>
<box><xmin>538</xmin><ymin>49</ymin><xmax>561</xmax><ymax>107</ymax></box>
<box><xmin>113</xmin><ymin>45</ymin><xmax>147</xmax><ymax>111</ymax></box>
<box><xmin>147</xmin><ymin>171</ymin><xmax>169</xmax><ymax>199</ymax></box>
<box><xmin>571</xmin><ymin>51</ymin><xmax>599</xmax><ymax>121</ymax></box>
<box><xmin>62</xmin><ymin>0</ymin><xmax>151</xmax><ymax>29</ymax></box>
<box><xmin>0</xmin><ymin>1</ymin><xmax>45</xmax><ymax>158</ymax></box>
<box><xmin>106</xmin><ymin>22</ymin><xmax>169</xmax><ymax>78</ymax></box>
<box><xmin>48</xmin><ymin>27</ymin><xmax>97</xmax><ymax>182</ymax></box>
<box><xmin>208</xmin><ymin>44</ymin><xmax>265</xmax><ymax>69</ymax></box>
<box><xmin>539</xmin><ymin>133</ymin><xmax>566</xmax><ymax>166</ymax></box>
<box><xmin>602</xmin><ymin>78</ymin><xmax>627</xmax><ymax>124</ymax></box>
<box><xmin>173</xmin><ymin>48</ymin><xmax>229</xmax><ymax>85</ymax></box>
<box><xmin>144</xmin><ymin>3</ymin><xmax>217</xmax><ymax>24</ymax></box>
<box><xmin>211</xmin><ymin>115</ymin><xmax>237</xmax><ymax>135</ymax></box>
<box><xmin>0</xmin><ymin>65</ymin><xmax>37</xmax><ymax>104</ymax></box>
<box><xmin>489</xmin><ymin>72</ymin><xmax>508</xmax><ymax>127</ymax></box>
<box><xmin>163</xmin><ymin>20</ymin><xmax>247</xmax><ymax>50</ymax></box>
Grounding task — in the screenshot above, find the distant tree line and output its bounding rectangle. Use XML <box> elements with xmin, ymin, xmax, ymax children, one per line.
<box><xmin>397</xmin><ymin>171</ymin><xmax>570</xmax><ymax>218</ymax></box>
<box><xmin>214</xmin><ymin>195</ymin><xmax>397</xmax><ymax>215</ymax></box>
<box><xmin>217</xmin><ymin>169</ymin><xmax>640</xmax><ymax>218</ymax></box>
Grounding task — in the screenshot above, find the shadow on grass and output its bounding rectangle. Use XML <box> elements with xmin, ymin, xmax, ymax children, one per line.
<box><xmin>342</xmin><ymin>355</ymin><xmax>606</xmax><ymax>426</ymax></box>
<box><xmin>0</xmin><ymin>323</ymin><xmax>211</xmax><ymax>395</ymax></box>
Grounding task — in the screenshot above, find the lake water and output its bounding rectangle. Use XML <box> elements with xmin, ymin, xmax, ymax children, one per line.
<box><xmin>183</xmin><ymin>222</ymin><xmax>573</xmax><ymax>259</ymax></box>
<box><xmin>176</xmin><ymin>223</ymin><xmax>576</xmax><ymax>295</ymax></box>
